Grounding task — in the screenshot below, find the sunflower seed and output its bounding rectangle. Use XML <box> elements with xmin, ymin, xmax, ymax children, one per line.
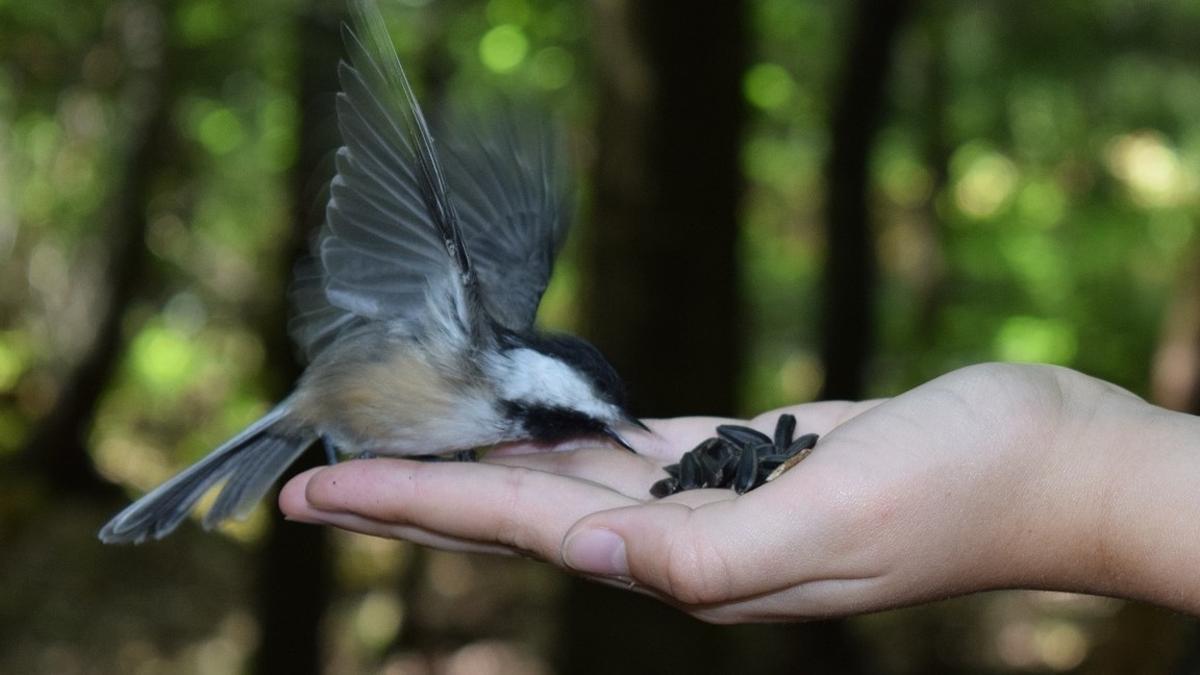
<box><xmin>733</xmin><ymin>443</ymin><xmax>760</xmax><ymax>494</ymax></box>
<box><xmin>679</xmin><ymin>451</ymin><xmax>706</xmax><ymax>489</ymax></box>
<box><xmin>765</xmin><ymin>447</ymin><xmax>815</xmax><ymax>482</ymax></box>
<box><xmin>773</xmin><ymin>414</ymin><xmax>797</xmax><ymax>450</ymax></box>
<box><xmin>650</xmin><ymin>477</ymin><xmax>679</xmax><ymax>498</ymax></box>
<box><xmin>785</xmin><ymin>433</ymin><xmax>819</xmax><ymax>457</ymax></box>
<box><xmin>716</xmin><ymin>424</ymin><xmax>772</xmax><ymax>447</ymax></box>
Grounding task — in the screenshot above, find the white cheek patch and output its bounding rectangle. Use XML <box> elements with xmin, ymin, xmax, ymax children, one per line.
<box><xmin>492</xmin><ymin>348</ymin><xmax>619</xmax><ymax>421</ymax></box>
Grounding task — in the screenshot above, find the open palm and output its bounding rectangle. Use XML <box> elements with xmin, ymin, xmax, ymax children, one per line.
<box><xmin>281</xmin><ymin>363</ymin><xmax>1126</xmax><ymax>621</ymax></box>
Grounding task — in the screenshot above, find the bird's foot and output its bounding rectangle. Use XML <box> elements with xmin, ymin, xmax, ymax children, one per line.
<box><xmin>410</xmin><ymin>449</ymin><xmax>479</xmax><ymax>463</ymax></box>
<box><xmin>322</xmin><ymin>434</ymin><xmax>339</xmax><ymax>465</ymax></box>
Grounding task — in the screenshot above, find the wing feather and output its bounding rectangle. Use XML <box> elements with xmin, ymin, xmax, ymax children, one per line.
<box><xmin>439</xmin><ymin>111</ymin><xmax>572</xmax><ymax>330</ymax></box>
<box><xmin>288</xmin><ymin>0</ymin><xmax>572</xmax><ymax>358</ymax></box>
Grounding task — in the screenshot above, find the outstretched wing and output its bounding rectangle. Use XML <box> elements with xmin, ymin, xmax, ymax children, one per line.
<box><xmin>289</xmin><ymin>0</ymin><xmax>572</xmax><ymax>360</ymax></box>
<box><xmin>439</xmin><ymin>111</ymin><xmax>571</xmax><ymax>332</ymax></box>
<box><xmin>305</xmin><ymin>0</ymin><xmax>477</xmax><ymax>346</ymax></box>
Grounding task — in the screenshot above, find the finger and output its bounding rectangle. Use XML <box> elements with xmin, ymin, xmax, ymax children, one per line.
<box><xmin>292</xmin><ymin>458</ymin><xmax>640</xmax><ymax>562</ymax></box>
<box><xmin>484</xmin><ymin>447</ymin><xmax>666</xmax><ymax>499</ymax></box>
<box><xmin>304</xmin><ymin>510</ymin><xmax>521</xmax><ymax>557</ymax></box>
<box><xmin>559</xmin><ymin>473</ymin><xmax>849</xmax><ymax>607</ymax></box>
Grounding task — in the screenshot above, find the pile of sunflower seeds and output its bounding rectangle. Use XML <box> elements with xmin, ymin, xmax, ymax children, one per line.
<box><xmin>650</xmin><ymin>414</ymin><xmax>817</xmax><ymax>498</ymax></box>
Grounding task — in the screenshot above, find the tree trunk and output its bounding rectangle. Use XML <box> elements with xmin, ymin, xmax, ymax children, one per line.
<box><xmin>251</xmin><ymin>6</ymin><xmax>340</xmax><ymax>674</ymax></box>
<box><xmin>819</xmin><ymin>0</ymin><xmax>913</xmax><ymax>401</ymax></box>
<box><xmin>581</xmin><ymin>0</ymin><xmax>745</xmax><ymax>419</ymax></box>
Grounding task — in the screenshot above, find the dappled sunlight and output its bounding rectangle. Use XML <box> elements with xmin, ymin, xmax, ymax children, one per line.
<box><xmin>1106</xmin><ymin>131</ymin><xmax>1198</xmax><ymax>208</ymax></box>
<box><xmin>952</xmin><ymin>145</ymin><xmax>1019</xmax><ymax>220</ymax></box>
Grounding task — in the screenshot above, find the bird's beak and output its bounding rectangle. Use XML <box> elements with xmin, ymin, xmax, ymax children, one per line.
<box><xmin>626</xmin><ymin>416</ymin><xmax>651</xmax><ymax>433</ymax></box>
<box><xmin>603</xmin><ymin>414</ymin><xmax>651</xmax><ymax>452</ymax></box>
<box><xmin>603</xmin><ymin>426</ymin><xmax>637</xmax><ymax>453</ymax></box>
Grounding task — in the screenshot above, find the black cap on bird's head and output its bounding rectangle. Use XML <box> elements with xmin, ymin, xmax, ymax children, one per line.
<box><xmin>494</xmin><ymin>331</ymin><xmax>646</xmax><ymax>450</ymax></box>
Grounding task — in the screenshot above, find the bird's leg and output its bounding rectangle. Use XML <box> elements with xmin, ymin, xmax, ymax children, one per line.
<box><xmin>322</xmin><ymin>434</ymin><xmax>339</xmax><ymax>465</ymax></box>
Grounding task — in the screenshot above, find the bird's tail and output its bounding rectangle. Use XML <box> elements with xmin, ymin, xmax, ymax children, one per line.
<box><xmin>99</xmin><ymin>403</ymin><xmax>314</xmax><ymax>544</ymax></box>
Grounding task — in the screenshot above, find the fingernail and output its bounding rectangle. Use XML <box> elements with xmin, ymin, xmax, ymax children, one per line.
<box><xmin>563</xmin><ymin>528</ymin><xmax>628</xmax><ymax>577</ymax></box>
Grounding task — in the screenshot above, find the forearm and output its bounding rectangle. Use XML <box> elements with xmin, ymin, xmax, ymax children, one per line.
<box><xmin>1019</xmin><ymin>384</ymin><xmax>1200</xmax><ymax>614</ymax></box>
<box><xmin>1091</xmin><ymin>403</ymin><xmax>1200</xmax><ymax>613</ymax></box>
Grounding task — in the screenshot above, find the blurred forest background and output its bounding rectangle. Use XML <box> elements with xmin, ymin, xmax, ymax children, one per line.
<box><xmin>2</xmin><ymin>0</ymin><xmax>1200</xmax><ymax>672</ymax></box>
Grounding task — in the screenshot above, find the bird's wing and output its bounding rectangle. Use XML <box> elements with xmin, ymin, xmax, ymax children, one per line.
<box><xmin>297</xmin><ymin>0</ymin><xmax>478</xmax><ymax>354</ymax></box>
<box><xmin>438</xmin><ymin>111</ymin><xmax>572</xmax><ymax>332</ymax></box>
<box><xmin>289</xmin><ymin>0</ymin><xmax>571</xmax><ymax>360</ymax></box>
<box><xmin>288</xmin><ymin>254</ymin><xmax>366</xmax><ymax>361</ymax></box>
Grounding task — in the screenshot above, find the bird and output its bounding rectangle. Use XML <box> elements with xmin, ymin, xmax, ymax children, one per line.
<box><xmin>98</xmin><ymin>0</ymin><xmax>642</xmax><ymax>544</ymax></box>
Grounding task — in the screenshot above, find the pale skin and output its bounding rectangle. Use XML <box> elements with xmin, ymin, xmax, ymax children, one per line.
<box><xmin>278</xmin><ymin>363</ymin><xmax>1200</xmax><ymax>621</ymax></box>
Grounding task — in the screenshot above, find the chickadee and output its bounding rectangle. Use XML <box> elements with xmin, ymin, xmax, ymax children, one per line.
<box><xmin>99</xmin><ymin>0</ymin><xmax>642</xmax><ymax>544</ymax></box>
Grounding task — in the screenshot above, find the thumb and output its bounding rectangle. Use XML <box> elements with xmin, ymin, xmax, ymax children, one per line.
<box><xmin>561</xmin><ymin>500</ymin><xmax>748</xmax><ymax>606</ymax></box>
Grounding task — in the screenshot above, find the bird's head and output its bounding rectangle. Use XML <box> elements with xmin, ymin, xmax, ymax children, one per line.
<box><xmin>489</xmin><ymin>332</ymin><xmax>645</xmax><ymax>450</ymax></box>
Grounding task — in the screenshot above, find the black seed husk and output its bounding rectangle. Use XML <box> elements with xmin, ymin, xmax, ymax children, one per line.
<box><xmin>679</xmin><ymin>451</ymin><xmax>705</xmax><ymax>489</ymax></box>
<box><xmin>716</xmin><ymin>424</ymin><xmax>772</xmax><ymax>447</ymax></box>
<box><xmin>699</xmin><ymin>439</ymin><xmax>738</xmax><ymax>485</ymax></box>
<box><xmin>649</xmin><ymin>416</ymin><xmax>819</xmax><ymax>498</ymax></box>
<box><xmin>650</xmin><ymin>477</ymin><xmax>678</xmax><ymax>498</ymax></box>
<box><xmin>773</xmin><ymin>414</ymin><xmax>797</xmax><ymax>450</ymax></box>
<box><xmin>786</xmin><ymin>433</ymin><xmax>819</xmax><ymax>456</ymax></box>
<box><xmin>733</xmin><ymin>443</ymin><xmax>760</xmax><ymax>494</ymax></box>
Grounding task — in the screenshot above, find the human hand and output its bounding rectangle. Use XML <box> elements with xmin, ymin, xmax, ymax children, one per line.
<box><xmin>279</xmin><ymin>363</ymin><xmax>1200</xmax><ymax>620</ymax></box>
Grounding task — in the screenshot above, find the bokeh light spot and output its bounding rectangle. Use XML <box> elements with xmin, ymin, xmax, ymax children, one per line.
<box><xmin>994</xmin><ymin>316</ymin><xmax>1077</xmax><ymax>364</ymax></box>
<box><xmin>479</xmin><ymin>25</ymin><xmax>529</xmax><ymax>74</ymax></box>
<box><xmin>744</xmin><ymin>63</ymin><xmax>795</xmax><ymax>111</ymax></box>
<box><xmin>197</xmin><ymin>108</ymin><xmax>245</xmax><ymax>156</ymax></box>
<box><xmin>952</xmin><ymin>145</ymin><xmax>1019</xmax><ymax>220</ymax></box>
<box><xmin>530</xmin><ymin>46</ymin><xmax>574</xmax><ymax>90</ymax></box>
<box><xmin>131</xmin><ymin>324</ymin><xmax>196</xmax><ymax>393</ymax></box>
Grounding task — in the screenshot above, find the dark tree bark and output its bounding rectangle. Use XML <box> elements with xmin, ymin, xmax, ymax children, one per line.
<box><xmin>819</xmin><ymin>0</ymin><xmax>914</xmax><ymax>400</ymax></box>
<box><xmin>911</xmin><ymin>2</ymin><xmax>951</xmax><ymax>357</ymax></box>
<box><xmin>251</xmin><ymin>5</ymin><xmax>340</xmax><ymax>674</ymax></box>
<box><xmin>581</xmin><ymin>0</ymin><xmax>745</xmax><ymax>419</ymax></box>
<box><xmin>15</xmin><ymin>4</ymin><xmax>177</xmax><ymax>497</ymax></box>
<box><xmin>558</xmin><ymin>0</ymin><xmax>748</xmax><ymax>672</ymax></box>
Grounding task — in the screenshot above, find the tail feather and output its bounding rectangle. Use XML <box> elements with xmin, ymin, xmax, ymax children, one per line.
<box><xmin>99</xmin><ymin>404</ymin><xmax>311</xmax><ymax>544</ymax></box>
<box><xmin>203</xmin><ymin>432</ymin><xmax>311</xmax><ymax>528</ymax></box>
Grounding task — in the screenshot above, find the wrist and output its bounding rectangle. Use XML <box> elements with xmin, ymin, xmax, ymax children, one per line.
<box><xmin>1005</xmin><ymin>370</ymin><xmax>1200</xmax><ymax>613</ymax></box>
<box><xmin>1088</xmin><ymin>403</ymin><xmax>1200</xmax><ymax>613</ymax></box>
